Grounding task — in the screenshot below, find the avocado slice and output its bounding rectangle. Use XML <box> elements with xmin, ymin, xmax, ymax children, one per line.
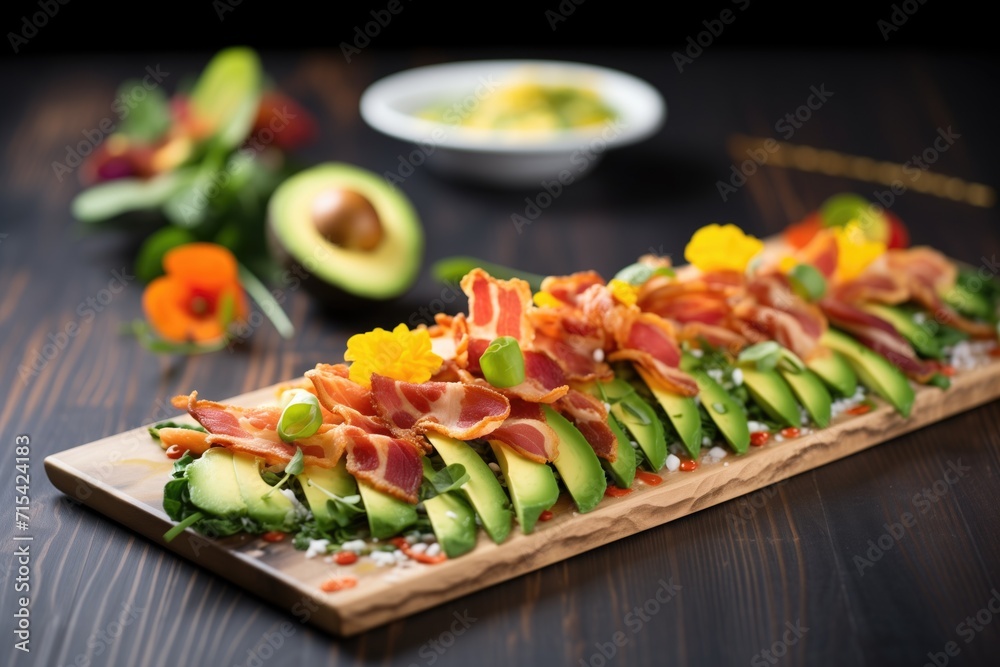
<box><xmin>806</xmin><ymin>348</ymin><xmax>858</xmax><ymax>397</ymax></box>
<box><xmin>740</xmin><ymin>367</ymin><xmax>802</xmax><ymax>428</ymax></box>
<box><xmin>691</xmin><ymin>370</ymin><xmax>750</xmax><ymax>454</ymax></box>
<box><xmin>357</xmin><ymin>481</ymin><xmax>418</xmax><ymax>539</ymax></box>
<box><xmin>602</xmin><ymin>416</ymin><xmax>637</xmax><ymax>489</ymax></box>
<box><xmin>610</xmin><ymin>394</ymin><xmax>668</xmax><ymax>472</ymax></box>
<box><xmin>821</xmin><ymin>329</ymin><xmax>915</xmax><ymax>416</ymax></box>
<box><xmin>426</xmin><ymin>433</ymin><xmax>512</xmax><ymax>544</ymax></box>
<box><xmin>542</xmin><ymin>405</ymin><xmax>607</xmax><ymax>512</ymax></box>
<box><xmin>186</xmin><ymin>448</ymin><xmax>246</xmax><ymax>517</ymax></box>
<box><xmin>861</xmin><ymin>304</ymin><xmax>942</xmax><ymax>358</ymax></box>
<box><xmin>421</xmin><ymin>459</ymin><xmax>478</xmax><ymax>558</ymax></box>
<box><xmin>488</xmin><ymin>441</ymin><xmax>559</xmax><ymax>534</ymax></box>
<box><xmin>778</xmin><ymin>367</ymin><xmax>831</xmax><ymax>428</ymax></box>
<box><xmin>298</xmin><ymin>461</ymin><xmax>358</xmax><ymax>530</ymax></box>
<box><xmin>267</xmin><ymin>163</ymin><xmax>423</xmax><ymax>302</ymax></box>
<box><xmin>592</xmin><ymin>378</ymin><xmax>636</xmax><ymax>402</ymax></box>
<box><xmin>944</xmin><ymin>282</ymin><xmax>994</xmax><ymax>320</ymax></box>
<box><xmin>231</xmin><ymin>452</ymin><xmax>297</xmax><ymax>529</ymax></box>
<box><xmin>634</xmin><ymin>367</ymin><xmax>701</xmax><ymax>459</ymax></box>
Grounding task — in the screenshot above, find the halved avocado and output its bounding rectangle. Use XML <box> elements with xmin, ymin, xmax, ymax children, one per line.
<box><xmin>186</xmin><ymin>447</ymin><xmax>246</xmax><ymax>517</ymax></box>
<box><xmin>427</xmin><ymin>433</ymin><xmax>512</xmax><ymax>544</ymax></box>
<box><xmin>489</xmin><ymin>441</ymin><xmax>559</xmax><ymax>534</ymax></box>
<box><xmin>267</xmin><ymin>163</ymin><xmax>423</xmax><ymax>302</ymax></box>
<box><xmin>821</xmin><ymin>329</ymin><xmax>915</xmax><ymax>416</ymax></box>
<box><xmin>740</xmin><ymin>367</ymin><xmax>801</xmax><ymax>428</ymax></box>
<box><xmin>861</xmin><ymin>304</ymin><xmax>942</xmax><ymax>359</ymax></box>
<box><xmin>778</xmin><ymin>367</ymin><xmax>831</xmax><ymax>428</ymax></box>
<box><xmin>692</xmin><ymin>370</ymin><xmax>749</xmax><ymax>454</ymax></box>
<box><xmin>602</xmin><ymin>416</ymin><xmax>637</xmax><ymax>489</ymax></box>
<box><xmin>806</xmin><ymin>347</ymin><xmax>858</xmax><ymax>397</ymax></box>
<box><xmin>634</xmin><ymin>367</ymin><xmax>701</xmax><ymax>459</ymax></box>
<box><xmin>542</xmin><ymin>405</ymin><xmax>607</xmax><ymax>512</ymax></box>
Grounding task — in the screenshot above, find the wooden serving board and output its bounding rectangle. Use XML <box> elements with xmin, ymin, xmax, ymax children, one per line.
<box><xmin>45</xmin><ymin>358</ymin><xmax>1000</xmax><ymax>636</ymax></box>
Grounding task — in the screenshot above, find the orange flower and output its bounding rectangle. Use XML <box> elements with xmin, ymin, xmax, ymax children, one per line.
<box><xmin>142</xmin><ymin>243</ymin><xmax>247</xmax><ymax>343</ymax></box>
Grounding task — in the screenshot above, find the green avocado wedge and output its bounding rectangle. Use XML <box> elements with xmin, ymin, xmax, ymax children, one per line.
<box><xmin>821</xmin><ymin>329</ymin><xmax>915</xmax><ymax>417</ymax></box>
<box><xmin>427</xmin><ymin>433</ymin><xmax>512</xmax><ymax>544</ymax></box>
<box><xmin>602</xmin><ymin>417</ymin><xmax>637</xmax><ymax>489</ymax></box>
<box><xmin>186</xmin><ymin>447</ymin><xmax>247</xmax><ymax>517</ymax></box>
<box><xmin>634</xmin><ymin>367</ymin><xmax>702</xmax><ymax>459</ymax></box>
<box><xmin>357</xmin><ymin>481</ymin><xmax>417</xmax><ymax>540</ymax></box>
<box><xmin>740</xmin><ymin>367</ymin><xmax>802</xmax><ymax>428</ymax></box>
<box><xmin>861</xmin><ymin>303</ymin><xmax>942</xmax><ymax>359</ymax></box>
<box><xmin>231</xmin><ymin>452</ymin><xmax>296</xmax><ymax>530</ymax></box>
<box><xmin>806</xmin><ymin>347</ymin><xmax>858</xmax><ymax>397</ymax></box>
<box><xmin>611</xmin><ymin>394</ymin><xmax>668</xmax><ymax>471</ymax></box>
<box><xmin>542</xmin><ymin>405</ymin><xmax>607</xmax><ymax>513</ymax></box>
<box><xmin>489</xmin><ymin>441</ymin><xmax>559</xmax><ymax>534</ymax></box>
<box><xmin>298</xmin><ymin>461</ymin><xmax>357</xmax><ymax>530</ymax></box>
<box><xmin>778</xmin><ymin>367</ymin><xmax>831</xmax><ymax>428</ymax></box>
<box><xmin>421</xmin><ymin>459</ymin><xmax>478</xmax><ymax>558</ymax></box>
<box><xmin>691</xmin><ymin>370</ymin><xmax>749</xmax><ymax>454</ymax></box>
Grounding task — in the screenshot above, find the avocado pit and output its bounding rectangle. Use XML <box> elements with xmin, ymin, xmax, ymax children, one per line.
<box><xmin>311</xmin><ymin>188</ymin><xmax>383</xmax><ymax>251</ymax></box>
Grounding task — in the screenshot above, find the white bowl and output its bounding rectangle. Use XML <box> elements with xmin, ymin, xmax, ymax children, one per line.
<box><xmin>360</xmin><ymin>59</ymin><xmax>666</xmax><ymax>188</ymax></box>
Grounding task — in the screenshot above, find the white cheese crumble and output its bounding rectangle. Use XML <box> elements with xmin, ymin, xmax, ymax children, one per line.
<box><xmin>340</xmin><ymin>539</ymin><xmax>367</xmax><ymax>553</ymax></box>
<box><xmin>948</xmin><ymin>340</ymin><xmax>996</xmax><ymax>371</ymax></box>
<box><xmin>426</xmin><ymin>543</ymin><xmax>442</xmax><ymax>558</ymax></box>
<box><xmin>409</xmin><ymin>542</ymin><xmax>428</xmax><ymax>554</ymax></box>
<box><xmin>689</xmin><ymin>349</ymin><xmax>704</xmax><ymax>358</ymax></box>
<box><xmin>666</xmin><ymin>454</ymin><xmax>681</xmax><ymax>472</ymax></box>
<box><xmin>747</xmin><ymin>420</ymin><xmax>769</xmax><ymax>433</ymax></box>
<box><xmin>593</xmin><ymin>349</ymin><xmax>605</xmax><ymax>362</ymax></box>
<box><xmin>707</xmin><ymin>368</ymin><xmax>724</xmax><ymax>382</ymax></box>
<box><xmin>708</xmin><ymin>446</ymin><xmax>727</xmax><ymax>460</ymax></box>
<box><xmin>369</xmin><ymin>550</ymin><xmax>397</xmax><ymax>567</ymax></box>
<box><xmin>731</xmin><ymin>368</ymin><xmax>744</xmax><ymax>386</ymax></box>
<box><xmin>305</xmin><ymin>539</ymin><xmax>329</xmax><ymax>559</ymax></box>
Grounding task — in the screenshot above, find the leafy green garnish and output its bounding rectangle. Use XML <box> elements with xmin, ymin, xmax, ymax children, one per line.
<box><xmin>262</xmin><ymin>447</ymin><xmax>304</xmax><ymax>499</ymax></box>
<box><xmin>613</xmin><ymin>262</ymin><xmax>676</xmax><ymax>286</ymax></box>
<box><xmin>432</xmin><ymin>257</ymin><xmax>545</xmax><ymax>291</ymax></box>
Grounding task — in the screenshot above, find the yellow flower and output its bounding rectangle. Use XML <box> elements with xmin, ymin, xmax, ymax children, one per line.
<box><xmin>532</xmin><ymin>291</ymin><xmax>564</xmax><ymax>309</ymax></box>
<box><xmin>608</xmin><ymin>279</ymin><xmax>639</xmax><ymax>306</ymax></box>
<box><xmin>778</xmin><ymin>255</ymin><xmax>798</xmax><ymax>274</ymax></box>
<box><xmin>684</xmin><ymin>223</ymin><xmax>764</xmax><ymax>273</ymax></box>
<box><xmin>345</xmin><ymin>323</ymin><xmax>443</xmax><ymax>388</ymax></box>
<box><xmin>833</xmin><ymin>223</ymin><xmax>886</xmax><ymax>282</ymax></box>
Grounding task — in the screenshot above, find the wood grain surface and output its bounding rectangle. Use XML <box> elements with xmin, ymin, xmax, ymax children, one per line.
<box><xmin>2</xmin><ymin>50</ymin><xmax>999</xmax><ymax>666</ymax></box>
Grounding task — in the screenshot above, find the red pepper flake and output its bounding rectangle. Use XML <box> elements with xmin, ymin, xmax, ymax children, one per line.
<box><xmin>539</xmin><ymin>510</ymin><xmax>554</xmax><ymax>522</ymax></box>
<box><xmin>845</xmin><ymin>404</ymin><xmax>872</xmax><ymax>416</ymax></box>
<box><xmin>605</xmin><ymin>485</ymin><xmax>633</xmax><ymax>498</ymax></box>
<box><xmin>780</xmin><ymin>427</ymin><xmax>801</xmax><ymax>439</ymax></box>
<box><xmin>750</xmin><ymin>431</ymin><xmax>771</xmax><ymax>447</ymax></box>
<box><xmin>320</xmin><ymin>576</ymin><xmax>357</xmax><ymax>593</ymax></box>
<box><xmin>261</xmin><ymin>531</ymin><xmax>286</xmax><ymax>543</ymax></box>
<box><xmin>635</xmin><ymin>470</ymin><xmax>663</xmax><ymax>486</ymax></box>
<box><xmin>165</xmin><ymin>445</ymin><xmax>185</xmax><ymax>459</ymax></box>
<box><xmin>940</xmin><ymin>365</ymin><xmax>956</xmax><ymax>377</ymax></box>
<box><xmin>989</xmin><ymin>346</ymin><xmax>1000</xmax><ymax>358</ymax></box>
<box><xmin>390</xmin><ymin>537</ymin><xmax>447</xmax><ymax>564</ymax></box>
<box><xmin>334</xmin><ymin>551</ymin><xmax>358</xmax><ymax>566</ymax></box>
<box><xmin>679</xmin><ymin>458</ymin><xmax>699</xmax><ymax>472</ymax></box>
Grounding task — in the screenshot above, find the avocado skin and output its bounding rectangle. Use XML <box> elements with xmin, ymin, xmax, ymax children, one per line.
<box><xmin>187</xmin><ymin>448</ymin><xmax>247</xmax><ymax>517</ymax></box>
<box><xmin>489</xmin><ymin>441</ymin><xmax>559</xmax><ymax>534</ymax></box>
<box><xmin>779</xmin><ymin>367</ymin><xmax>832</xmax><ymax>428</ymax></box>
<box><xmin>427</xmin><ymin>433</ymin><xmax>512</xmax><ymax>544</ymax></box>
<box><xmin>357</xmin><ymin>482</ymin><xmax>418</xmax><ymax>539</ymax></box>
<box><xmin>740</xmin><ymin>367</ymin><xmax>802</xmax><ymax>428</ymax></box>
<box><xmin>806</xmin><ymin>348</ymin><xmax>858</xmax><ymax>397</ymax></box>
<box><xmin>821</xmin><ymin>329</ymin><xmax>915</xmax><ymax>417</ymax></box>
<box><xmin>542</xmin><ymin>405</ymin><xmax>607</xmax><ymax>513</ymax></box>
<box><xmin>602</xmin><ymin>416</ymin><xmax>637</xmax><ymax>489</ymax></box>
<box><xmin>691</xmin><ymin>370</ymin><xmax>750</xmax><ymax>454</ymax></box>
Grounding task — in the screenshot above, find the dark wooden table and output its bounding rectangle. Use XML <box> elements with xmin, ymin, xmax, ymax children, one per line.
<box><xmin>3</xmin><ymin>50</ymin><xmax>999</xmax><ymax>667</ymax></box>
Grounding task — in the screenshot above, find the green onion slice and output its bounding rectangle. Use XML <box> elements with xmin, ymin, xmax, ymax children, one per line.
<box><xmin>278</xmin><ymin>390</ymin><xmax>323</xmax><ymax>443</ymax></box>
<box><xmin>479</xmin><ymin>336</ymin><xmax>526</xmax><ymax>388</ymax></box>
<box><xmin>788</xmin><ymin>263</ymin><xmax>827</xmax><ymax>301</ymax></box>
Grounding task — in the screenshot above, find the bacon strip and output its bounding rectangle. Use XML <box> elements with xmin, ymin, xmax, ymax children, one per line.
<box><xmin>731</xmin><ymin>274</ymin><xmax>827</xmax><ymax>360</ymax></box>
<box><xmin>340</xmin><ymin>426</ymin><xmax>424</xmax><ymax>503</ymax></box>
<box><xmin>157</xmin><ymin>427</ymin><xmax>212</xmax><ymax>456</ymax></box>
<box><xmin>461</xmin><ymin>268</ymin><xmax>535</xmax><ymax>345</ymax></box>
<box><xmin>608</xmin><ymin>312</ymin><xmax>699</xmax><ymax>396</ymax></box>
<box><xmin>307</xmin><ymin>364</ymin><xmax>375</xmax><ymax>416</ymax></box>
<box><xmin>465</xmin><ymin>339</ymin><xmax>569</xmax><ymax>403</ymax></box>
<box><xmin>487</xmin><ymin>398</ymin><xmax>560</xmax><ymax>463</ymax></box>
<box><xmin>555</xmin><ymin>390</ymin><xmax>617</xmax><ymax>462</ymax></box>
<box><xmin>369</xmin><ymin>374</ymin><xmax>510</xmax><ymax>440</ymax></box>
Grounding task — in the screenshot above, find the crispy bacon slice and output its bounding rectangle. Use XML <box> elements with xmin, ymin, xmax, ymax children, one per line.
<box><xmin>731</xmin><ymin>274</ymin><xmax>827</xmax><ymax>360</ymax></box>
<box><xmin>539</xmin><ymin>271</ymin><xmax>606</xmax><ymax>306</ymax></box>
<box><xmin>487</xmin><ymin>398</ymin><xmax>560</xmax><ymax>463</ymax></box>
<box><xmin>529</xmin><ymin>307</ymin><xmax>612</xmax><ymax>382</ymax></box>
<box><xmin>792</xmin><ymin>228</ymin><xmax>838</xmax><ymax>278</ymax></box>
<box><xmin>157</xmin><ymin>427</ymin><xmax>212</xmax><ymax>456</ymax></box>
<box><xmin>369</xmin><ymin>373</ymin><xmax>510</xmax><ymax>440</ymax></box>
<box><xmin>555</xmin><ymin>390</ymin><xmax>617</xmax><ymax>462</ymax></box>
<box><xmin>465</xmin><ymin>338</ymin><xmax>570</xmax><ymax>403</ymax></box>
<box><xmin>340</xmin><ymin>426</ymin><xmax>423</xmax><ymax>503</ymax></box>
<box><xmin>307</xmin><ymin>364</ymin><xmax>376</xmax><ymax>416</ymax></box>
<box><xmin>173</xmin><ymin>392</ymin><xmax>345</xmax><ymax>468</ymax></box>
<box><xmin>608</xmin><ymin>312</ymin><xmax>699</xmax><ymax>396</ymax></box>
<box><xmin>461</xmin><ymin>268</ymin><xmax>535</xmax><ymax>345</ymax></box>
